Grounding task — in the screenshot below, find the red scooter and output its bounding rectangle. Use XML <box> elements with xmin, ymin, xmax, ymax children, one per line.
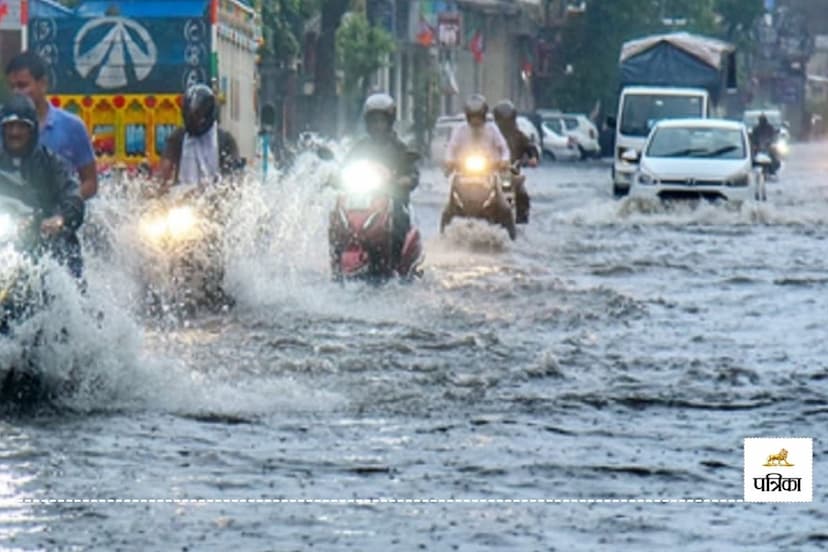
<box><xmin>326</xmin><ymin>157</ymin><xmax>423</xmax><ymax>282</ymax></box>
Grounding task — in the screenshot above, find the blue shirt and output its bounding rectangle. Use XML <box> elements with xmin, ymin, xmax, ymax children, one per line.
<box><xmin>39</xmin><ymin>104</ymin><xmax>95</xmax><ymax>173</ymax></box>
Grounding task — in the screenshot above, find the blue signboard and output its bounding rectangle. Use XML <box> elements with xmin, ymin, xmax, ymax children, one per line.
<box><xmin>28</xmin><ymin>2</ymin><xmax>212</xmax><ymax>94</ymax></box>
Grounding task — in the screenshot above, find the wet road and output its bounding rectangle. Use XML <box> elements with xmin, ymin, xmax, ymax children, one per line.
<box><xmin>1</xmin><ymin>143</ymin><xmax>827</xmax><ymax>550</ymax></box>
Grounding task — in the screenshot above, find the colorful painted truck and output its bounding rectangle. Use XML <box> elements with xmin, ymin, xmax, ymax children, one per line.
<box><xmin>26</xmin><ymin>0</ymin><xmax>260</xmax><ymax>171</ymax></box>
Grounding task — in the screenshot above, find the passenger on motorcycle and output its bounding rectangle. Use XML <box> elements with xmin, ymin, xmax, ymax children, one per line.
<box><xmin>158</xmin><ymin>84</ymin><xmax>243</xmax><ymax>190</ymax></box>
<box><xmin>0</xmin><ymin>94</ymin><xmax>85</xmax><ymax>278</ymax></box>
<box><xmin>445</xmin><ymin>94</ymin><xmax>511</xmax><ymax>174</ymax></box>
<box><xmin>343</xmin><ymin>93</ymin><xmax>419</xmax><ymax>267</ymax></box>
<box><xmin>492</xmin><ymin>99</ymin><xmax>536</xmax><ymax>224</ymax></box>
<box><xmin>750</xmin><ymin>114</ymin><xmax>777</xmax><ymax>153</ymax></box>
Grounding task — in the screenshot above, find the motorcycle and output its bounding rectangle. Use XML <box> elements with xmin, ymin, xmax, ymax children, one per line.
<box><xmin>440</xmin><ymin>152</ymin><xmax>517</xmax><ymax>240</ymax></box>
<box><xmin>326</xmin><ymin>152</ymin><xmax>424</xmax><ymax>282</ymax></box>
<box><xmin>136</xmin><ymin>183</ymin><xmax>229</xmax><ymax>315</ymax></box>
<box><xmin>0</xmin><ymin>196</ymin><xmax>53</xmax><ymax>405</ymax></box>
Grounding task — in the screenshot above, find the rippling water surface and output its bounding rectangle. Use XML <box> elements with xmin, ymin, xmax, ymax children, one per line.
<box><xmin>1</xmin><ymin>144</ymin><xmax>827</xmax><ymax>550</ymax></box>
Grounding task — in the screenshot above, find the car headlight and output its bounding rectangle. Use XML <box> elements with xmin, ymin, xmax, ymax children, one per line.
<box><xmin>463</xmin><ymin>154</ymin><xmax>488</xmax><ymax>174</ymax></box>
<box><xmin>341</xmin><ymin>161</ymin><xmax>386</xmax><ymax>194</ymax></box>
<box><xmin>726</xmin><ymin>174</ymin><xmax>750</xmax><ymax>187</ymax></box>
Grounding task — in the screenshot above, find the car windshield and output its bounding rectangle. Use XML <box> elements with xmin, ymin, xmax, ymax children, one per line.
<box><xmin>564</xmin><ymin>118</ymin><xmax>579</xmax><ymax>130</ymax></box>
<box><xmin>646</xmin><ymin>127</ymin><xmax>746</xmax><ymax>159</ymax></box>
<box><xmin>620</xmin><ymin>94</ymin><xmax>704</xmax><ymax>137</ymax></box>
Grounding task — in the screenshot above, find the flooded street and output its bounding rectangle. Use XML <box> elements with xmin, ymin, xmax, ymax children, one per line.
<box><xmin>2</xmin><ymin>143</ymin><xmax>827</xmax><ymax>550</ymax></box>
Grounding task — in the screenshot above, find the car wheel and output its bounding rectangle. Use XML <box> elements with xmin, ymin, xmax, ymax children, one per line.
<box><xmin>578</xmin><ymin>145</ymin><xmax>589</xmax><ymax>161</ymax></box>
<box><xmin>543</xmin><ymin>150</ymin><xmax>556</xmax><ymax>162</ymax></box>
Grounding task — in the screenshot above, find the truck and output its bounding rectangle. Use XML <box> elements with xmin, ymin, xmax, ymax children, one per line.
<box><xmin>610</xmin><ymin>32</ymin><xmax>736</xmax><ymax>196</ymax></box>
<box><xmin>26</xmin><ymin>0</ymin><xmax>261</xmax><ymax>172</ymax></box>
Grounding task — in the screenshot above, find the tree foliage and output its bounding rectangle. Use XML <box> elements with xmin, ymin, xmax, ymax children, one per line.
<box><xmin>260</xmin><ymin>0</ymin><xmax>319</xmax><ymax>65</ymax></box>
<box><xmin>335</xmin><ymin>11</ymin><xmax>394</xmax><ymax>96</ymax></box>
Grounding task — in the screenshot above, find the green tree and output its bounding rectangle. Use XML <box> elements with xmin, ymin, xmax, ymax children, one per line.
<box><xmin>260</xmin><ymin>0</ymin><xmax>319</xmax><ymax>66</ymax></box>
<box><xmin>335</xmin><ymin>11</ymin><xmax>394</xmax><ymax>97</ymax></box>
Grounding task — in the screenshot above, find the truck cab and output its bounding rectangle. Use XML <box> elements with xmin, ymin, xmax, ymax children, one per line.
<box><xmin>612</xmin><ymin>86</ymin><xmax>709</xmax><ymax>196</ymax></box>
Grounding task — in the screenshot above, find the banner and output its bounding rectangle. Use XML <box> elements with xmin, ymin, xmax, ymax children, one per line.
<box><xmin>28</xmin><ymin>14</ymin><xmax>212</xmax><ymax>95</ymax></box>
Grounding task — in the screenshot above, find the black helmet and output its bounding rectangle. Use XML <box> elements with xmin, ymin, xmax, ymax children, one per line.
<box><xmin>493</xmin><ymin>100</ymin><xmax>517</xmax><ymax>125</ymax></box>
<box><xmin>183</xmin><ymin>83</ymin><xmax>217</xmax><ymax>136</ymax></box>
<box><xmin>464</xmin><ymin>94</ymin><xmax>488</xmax><ymax>121</ymax></box>
<box><xmin>1</xmin><ymin>94</ymin><xmax>39</xmax><ymax>157</ymax></box>
<box><xmin>758</xmin><ymin>114</ymin><xmax>769</xmax><ymax>126</ymax></box>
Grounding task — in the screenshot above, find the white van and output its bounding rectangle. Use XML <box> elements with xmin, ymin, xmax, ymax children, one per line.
<box><xmin>612</xmin><ymin>86</ymin><xmax>709</xmax><ymax>195</ymax></box>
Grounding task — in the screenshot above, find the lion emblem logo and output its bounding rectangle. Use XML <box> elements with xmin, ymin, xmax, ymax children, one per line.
<box><xmin>763</xmin><ymin>448</ymin><xmax>794</xmax><ymax>467</ymax></box>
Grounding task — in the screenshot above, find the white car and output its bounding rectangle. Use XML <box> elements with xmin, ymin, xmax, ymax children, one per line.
<box><xmin>541</xmin><ymin>117</ymin><xmax>580</xmax><ymax>161</ymax></box>
<box><xmin>629</xmin><ymin>119</ymin><xmax>767</xmax><ymax>203</ymax></box>
<box><xmin>539</xmin><ymin>111</ymin><xmax>601</xmax><ymax>158</ymax></box>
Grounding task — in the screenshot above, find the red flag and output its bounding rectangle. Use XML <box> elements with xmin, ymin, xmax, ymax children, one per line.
<box><xmin>469</xmin><ymin>30</ymin><xmax>484</xmax><ymax>63</ymax></box>
<box><xmin>416</xmin><ymin>16</ymin><xmax>435</xmax><ymax>47</ymax></box>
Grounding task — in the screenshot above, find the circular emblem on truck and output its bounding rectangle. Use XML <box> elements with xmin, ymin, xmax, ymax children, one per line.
<box><xmin>74</xmin><ymin>16</ymin><xmax>158</xmax><ymax>89</ymax></box>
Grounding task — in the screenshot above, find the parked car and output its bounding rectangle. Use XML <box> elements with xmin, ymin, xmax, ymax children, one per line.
<box><xmin>538</xmin><ymin>110</ymin><xmax>601</xmax><ymax>159</ymax></box>
<box><xmin>628</xmin><ymin>118</ymin><xmax>767</xmax><ymax>203</ymax></box>
<box><xmin>540</xmin><ymin>117</ymin><xmax>580</xmax><ymax>161</ymax></box>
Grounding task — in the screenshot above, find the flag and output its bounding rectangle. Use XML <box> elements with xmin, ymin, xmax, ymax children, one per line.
<box><xmin>469</xmin><ymin>30</ymin><xmax>484</xmax><ymax>63</ymax></box>
<box><xmin>416</xmin><ymin>16</ymin><xmax>435</xmax><ymax>47</ymax></box>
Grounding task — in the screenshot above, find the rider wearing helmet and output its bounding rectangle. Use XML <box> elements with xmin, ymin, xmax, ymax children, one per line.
<box><xmin>445</xmin><ymin>94</ymin><xmax>510</xmax><ymax>173</ymax></box>
<box><xmin>0</xmin><ymin>94</ymin><xmax>85</xmax><ymax>278</ymax></box>
<box><xmin>158</xmin><ymin>83</ymin><xmax>242</xmax><ymax>188</ymax></box>
<box><xmin>750</xmin><ymin>113</ymin><xmax>777</xmax><ymax>153</ymax></box>
<box><xmin>343</xmin><ymin>93</ymin><xmax>419</xmax><ymax>268</ymax></box>
<box><xmin>492</xmin><ymin>99</ymin><xmax>536</xmax><ymax>224</ymax></box>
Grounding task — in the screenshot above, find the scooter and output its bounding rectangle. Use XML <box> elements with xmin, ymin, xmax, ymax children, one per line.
<box><xmin>440</xmin><ymin>152</ymin><xmax>517</xmax><ymax>240</ymax></box>
<box><xmin>325</xmin><ymin>152</ymin><xmax>424</xmax><ymax>282</ymax></box>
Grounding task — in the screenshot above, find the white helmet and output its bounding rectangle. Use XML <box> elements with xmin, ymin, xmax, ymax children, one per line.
<box><xmin>363</xmin><ymin>93</ymin><xmax>396</xmax><ymax>123</ymax></box>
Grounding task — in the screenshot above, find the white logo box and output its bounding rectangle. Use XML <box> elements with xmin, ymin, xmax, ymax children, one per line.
<box><xmin>744</xmin><ymin>438</ymin><xmax>813</xmax><ymax>502</ymax></box>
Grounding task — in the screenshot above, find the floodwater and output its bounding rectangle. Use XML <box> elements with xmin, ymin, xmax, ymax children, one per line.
<box><xmin>1</xmin><ymin>142</ymin><xmax>826</xmax><ymax>550</ymax></box>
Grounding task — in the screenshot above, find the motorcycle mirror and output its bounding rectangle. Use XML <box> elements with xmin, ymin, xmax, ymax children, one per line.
<box><xmin>316</xmin><ymin>146</ymin><xmax>335</xmax><ymax>161</ymax></box>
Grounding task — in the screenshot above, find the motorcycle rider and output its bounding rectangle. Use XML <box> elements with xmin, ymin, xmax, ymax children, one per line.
<box><xmin>492</xmin><ymin>99</ymin><xmax>536</xmax><ymax>224</ymax></box>
<box><xmin>158</xmin><ymin>83</ymin><xmax>242</xmax><ymax>189</ymax></box>
<box><xmin>750</xmin><ymin>113</ymin><xmax>780</xmax><ymax>172</ymax></box>
<box><xmin>342</xmin><ymin>93</ymin><xmax>419</xmax><ymax>269</ymax></box>
<box><xmin>0</xmin><ymin>94</ymin><xmax>85</xmax><ymax>278</ymax></box>
<box><xmin>750</xmin><ymin>114</ymin><xmax>777</xmax><ymax>152</ymax></box>
<box><xmin>445</xmin><ymin>94</ymin><xmax>510</xmax><ymax>173</ymax></box>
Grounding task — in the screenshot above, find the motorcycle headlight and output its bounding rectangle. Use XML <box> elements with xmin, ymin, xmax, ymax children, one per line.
<box><xmin>464</xmin><ymin>154</ymin><xmax>488</xmax><ymax>174</ymax></box>
<box><xmin>773</xmin><ymin>140</ymin><xmax>790</xmax><ymax>157</ymax></box>
<box><xmin>166</xmin><ymin>207</ymin><xmax>199</xmax><ymax>239</ymax></box>
<box><xmin>139</xmin><ymin>206</ymin><xmax>202</xmax><ymax>244</ymax></box>
<box><xmin>341</xmin><ymin>161</ymin><xmax>386</xmax><ymax>194</ymax></box>
<box><xmin>0</xmin><ymin>213</ymin><xmax>18</xmax><ymax>241</ymax></box>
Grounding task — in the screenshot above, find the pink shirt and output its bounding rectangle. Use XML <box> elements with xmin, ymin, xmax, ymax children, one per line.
<box><xmin>446</xmin><ymin>122</ymin><xmax>511</xmax><ymax>165</ymax></box>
